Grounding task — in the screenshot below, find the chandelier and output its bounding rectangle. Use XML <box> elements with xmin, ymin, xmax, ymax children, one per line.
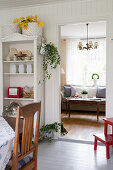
<box><xmin>78</xmin><ymin>23</ymin><xmax>98</xmax><ymax>50</ymax></box>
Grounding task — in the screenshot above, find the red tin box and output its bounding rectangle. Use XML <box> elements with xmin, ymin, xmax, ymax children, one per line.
<box><xmin>8</xmin><ymin>87</ymin><xmax>23</xmax><ymax>98</ymax></box>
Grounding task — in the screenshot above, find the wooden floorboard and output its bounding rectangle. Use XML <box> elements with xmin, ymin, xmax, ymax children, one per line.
<box><xmin>37</xmin><ymin>140</ymin><xmax>113</xmax><ymax>170</ymax></box>
<box><xmin>61</xmin><ymin>111</ymin><xmax>105</xmax><ymax>141</ymax></box>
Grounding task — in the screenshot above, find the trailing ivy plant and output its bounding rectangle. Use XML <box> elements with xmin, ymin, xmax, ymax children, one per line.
<box><xmin>39</xmin><ymin>122</ymin><xmax>68</xmax><ymax>142</ymax></box>
<box><xmin>40</xmin><ymin>42</ymin><xmax>61</xmax><ymax>80</ymax></box>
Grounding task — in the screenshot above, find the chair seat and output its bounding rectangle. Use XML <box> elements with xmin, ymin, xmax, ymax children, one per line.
<box><xmin>5</xmin><ymin>155</ymin><xmax>32</xmax><ymax>170</ymax></box>
<box><xmin>94</xmin><ymin>134</ymin><xmax>113</xmax><ymax>145</ymax></box>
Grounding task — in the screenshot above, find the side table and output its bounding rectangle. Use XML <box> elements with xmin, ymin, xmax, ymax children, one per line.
<box><xmin>66</xmin><ymin>97</ymin><xmax>105</xmax><ymax>121</ymax></box>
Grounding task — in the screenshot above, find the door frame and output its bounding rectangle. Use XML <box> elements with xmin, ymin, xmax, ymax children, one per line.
<box><xmin>56</xmin><ymin>19</ymin><xmax>107</xmax><ymax>138</ymax></box>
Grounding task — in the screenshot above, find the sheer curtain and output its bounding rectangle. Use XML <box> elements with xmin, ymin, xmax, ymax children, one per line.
<box><xmin>66</xmin><ymin>39</ymin><xmax>106</xmax><ymax>86</ymax></box>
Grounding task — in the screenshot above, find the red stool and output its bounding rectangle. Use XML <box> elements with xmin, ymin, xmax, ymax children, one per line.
<box><xmin>93</xmin><ymin>117</ymin><xmax>113</xmax><ymax>159</ymax></box>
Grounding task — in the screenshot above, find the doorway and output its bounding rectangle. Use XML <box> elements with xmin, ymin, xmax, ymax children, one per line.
<box><xmin>60</xmin><ymin>21</ymin><xmax>106</xmax><ymax>141</ymax></box>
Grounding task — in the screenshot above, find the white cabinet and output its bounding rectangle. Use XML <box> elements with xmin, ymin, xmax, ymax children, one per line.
<box><xmin>0</xmin><ymin>33</ymin><xmax>44</xmax><ymax>119</ymax></box>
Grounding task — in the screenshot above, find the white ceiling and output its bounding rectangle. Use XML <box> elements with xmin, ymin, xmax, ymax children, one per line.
<box><xmin>61</xmin><ymin>21</ymin><xmax>106</xmax><ymax>39</ymax></box>
<box><xmin>0</xmin><ymin>0</ymin><xmax>81</xmax><ymax>9</ymax></box>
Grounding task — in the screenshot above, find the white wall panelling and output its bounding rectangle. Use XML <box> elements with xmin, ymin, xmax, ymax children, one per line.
<box><xmin>0</xmin><ymin>0</ymin><xmax>113</xmax><ymax>126</ymax></box>
<box><xmin>0</xmin><ymin>42</ymin><xmax>3</xmax><ymax>113</ymax></box>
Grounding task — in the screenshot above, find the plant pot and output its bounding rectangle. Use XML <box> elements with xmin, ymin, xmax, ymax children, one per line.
<box><xmin>82</xmin><ymin>94</ymin><xmax>88</xmax><ymax>99</ymax></box>
<box><xmin>2</xmin><ymin>24</ymin><xmax>21</xmax><ymax>38</ymax></box>
<box><xmin>44</xmin><ymin>132</ymin><xmax>53</xmax><ymax>139</ymax></box>
<box><xmin>22</xmin><ymin>22</ymin><xmax>42</xmax><ymax>36</ymax></box>
<box><xmin>93</xmin><ymin>79</ymin><xmax>98</xmax><ymax>87</ymax></box>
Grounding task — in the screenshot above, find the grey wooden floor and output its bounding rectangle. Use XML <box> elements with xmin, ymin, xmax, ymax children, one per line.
<box><xmin>37</xmin><ymin>140</ymin><xmax>113</xmax><ymax>170</ymax></box>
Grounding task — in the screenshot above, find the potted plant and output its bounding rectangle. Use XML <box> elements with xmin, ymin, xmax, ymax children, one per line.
<box><xmin>92</xmin><ymin>73</ymin><xmax>99</xmax><ymax>86</ymax></box>
<box><xmin>40</xmin><ymin>42</ymin><xmax>60</xmax><ymax>81</ymax></box>
<box><xmin>81</xmin><ymin>90</ymin><xmax>88</xmax><ymax>99</ymax></box>
<box><xmin>13</xmin><ymin>15</ymin><xmax>44</xmax><ymax>36</ymax></box>
<box><xmin>39</xmin><ymin>122</ymin><xmax>68</xmax><ymax>141</ymax></box>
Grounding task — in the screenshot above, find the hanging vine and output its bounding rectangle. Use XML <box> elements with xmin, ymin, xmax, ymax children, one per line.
<box><xmin>40</xmin><ymin>42</ymin><xmax>61</xmax><ymax>80</ymax></box>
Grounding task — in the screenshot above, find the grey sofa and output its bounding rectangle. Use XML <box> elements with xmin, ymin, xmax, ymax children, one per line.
<box><xmin>61</xmin><ymin>85</ymin><xmax>106</xmax><ymax>112</ymax></box>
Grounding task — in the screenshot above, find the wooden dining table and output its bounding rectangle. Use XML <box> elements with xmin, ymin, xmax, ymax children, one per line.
<box><xmin>4</xmin><ymin>116</ymin><xmax>23</xmax><ymax>149</ymax></box>
<box><xmin>3</xmin><ymin>116</ymin><xmax>23</xmax><ymax>134</ymax></box>
<box><xmin>0</xmin><ymin>117</ymin><xmax>15</xmax><ymax>170</ymax></box>
<box><xmin>0</xmin><ymin>116</ymin><xmax>23</xmax><ymax>169</ymax></box>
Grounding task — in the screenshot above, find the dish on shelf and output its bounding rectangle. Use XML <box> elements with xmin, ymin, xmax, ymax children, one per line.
<box><xmin>23</xmin><ymin>85</ymin><xmax>31</xmax><ymax>98</ymax></box>
<box><xmin>9</xmin><ymin>101</ymin><xmax>22</xmax><ymax>116</ymax></box>
<box><xmin>6</xmin><ymin>54</ymin><xmax>11</xmax><ymax>61</ymax></box>
<box><xmin>23</xmin><ymin>86</ymin><xmax>34</xmax><ymax>98</ymax></box>
<box><xmin>3</xmin><ymin>101</ymin><xmax>22</xmax><ymax>117</ymax></box>
<box><xmin>10</xmin><ymin>48</ymin><xmax>18</xmax><ymax>55</ymax></box>
<box><xmin>9</xmin><ymin>48</ymin><xmax>18</xmax><ymax>61</ymax></box>
<box><xmin>30</xmin><ymin>86</ymin><xmax>34</xmax><ymax>98</ymax></box>
<box><xmin>22</xmin><ymin>50</ymin><xmax>32</xmax><ymax>56</ymax></box>
<box><xmin>22</xmin><ymin>50</ymin><xmax>33</xmax><ymax>60</ymax></box>
<box><xmin>15</xmin><ymin>54</ymin><xmax>26</xmax><ymax>60</ymax></box>
<box><xmin>3</xmin><ymin>105</ymin><xmax>12</xmax><ymax>116</ymax></box>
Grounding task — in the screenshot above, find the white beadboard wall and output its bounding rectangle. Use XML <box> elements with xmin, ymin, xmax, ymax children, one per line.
<box><xmin>0</xmin><ymin>0</ymin><xmax>113</xmax><ymax>125</ymax></box>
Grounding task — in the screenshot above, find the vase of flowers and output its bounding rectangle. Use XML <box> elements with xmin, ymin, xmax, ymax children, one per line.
<box><xmin>92</xmin><ymin>73</ymin><xmax>99</xmax><ymax>87</ymax></box>
<box><xmin>13</xmin><ymin>15</ymin><xmax>44</xmax><ymax>36</ymax></box>
<box><xmin>81</xmin><ymin>90</ymin><xmax>88</xmax><ymax>99</ymax></box>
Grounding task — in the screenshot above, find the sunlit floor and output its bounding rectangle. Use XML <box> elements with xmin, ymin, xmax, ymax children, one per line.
<box><xmin>61</xmin><ymin>111</ymin><xmax>105</xmax><ymax>141</ymax></box>
<box><xmin>37</xmin><ymin>140</ymin><xmax>113</xmax><ymax>170</ymax></box>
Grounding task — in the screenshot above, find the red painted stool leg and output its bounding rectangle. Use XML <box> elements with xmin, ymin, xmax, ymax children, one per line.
<box><xmin>106</xmin><ymin>144</ymin><xmax>110</xmax><ymax>159</ymax></box>
<box><xmin>104</xmin><ymin>123</ymin><xmax>108</xmax><ymax>136</ymax></box>
<box><xmin>94</xmin><ymin>137</ymin><xmax>97</xmax><ymax>150</ymax></box>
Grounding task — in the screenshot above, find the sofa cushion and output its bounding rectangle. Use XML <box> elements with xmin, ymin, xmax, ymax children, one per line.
<box><xmin>71</xmin><ymin>86</ymin><xmax>76</xmax><ymax>97</ymax></box>
<box><xmin>6</xmin><ymin>155</ymin><xmax>32</xmax><ymax>170</ymax></box>
<box><xmin>75</xmin><ymin>87</ymin><xmax>83</xmax><ymax>97</ymax></box>
<box><xmin>64</xmin><ymin>86</ymin><xmax>71</xmax><ymax>97</ymax></box>
<box><xmin>71</xmin><ymin>86</ymin><xmax>84</xmax><ymax>97</ymax></box>
<box><xmin>87</xmin><ymin>87</ymin><xmax>97</xmax><ymax>98</ymax></box>
<box><xmin>96</xmin><ymin>87</ymin><xmax>106</xmax><ymax>98</ymax></box>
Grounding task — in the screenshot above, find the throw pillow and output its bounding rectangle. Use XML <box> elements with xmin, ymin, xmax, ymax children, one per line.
<box><xmin>87</xmin><ymin>87</ymin><xmax>97</xmax><ymax>98</ymax></box>
<box><xmin>75</xmin><ymin>87</ymin><xmax>83</xmax><ymax>97</ymax></box>
<box><xmin>96</xmin><ymin>87</ymin><xmax>106</xmax><ymax>98</ymax></box>
<box><xmin>64</xmin><ymin>86</ymin><xmax>71</xmax><ymax>97</ymax></box>
<box><xmin>71</xmin><ymin>86</ymin><xmax>76</xmax><ymax>97</ymax></box>
<box><xmin>71</xmin><ymin>86</ymin><xmax>84</xmax><ymax>97</ymax></box>
<box><xmin>76</xmin><ymin>87</ymin><xmax>86</xmax><ymax>97</ymax></box>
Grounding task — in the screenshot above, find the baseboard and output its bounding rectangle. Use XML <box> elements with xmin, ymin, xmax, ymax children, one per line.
<box><xmin>58</xmin><ymin>137</ymin><xmax>104</xmax><ymax>146</ymax></box>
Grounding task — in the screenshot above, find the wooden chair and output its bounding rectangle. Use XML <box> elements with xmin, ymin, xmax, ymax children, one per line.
<box><xmin>93</xmin><ymin>117</ymin><xmax>113</xmax><ymax>159</ymax></box>
<box><xmin>93</xmin><ymin>134</ymin><xmax>113</xmax><ymax>159</ymax></box>
<box><xmin>7</xmin><ymin>102</ymin><xmax>41</xmax><ymax>170</ymax></box>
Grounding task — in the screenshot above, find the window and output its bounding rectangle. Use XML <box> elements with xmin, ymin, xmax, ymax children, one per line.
<box><xmin>66</xmin><ymin>39</ymin><xmax>106</xmax><ymax>86</ymax></box>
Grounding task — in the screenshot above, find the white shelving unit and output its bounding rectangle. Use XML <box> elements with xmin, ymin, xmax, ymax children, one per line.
<box><xmin>1</xmin><ymin>33</ymin><xmax>43</xmax><ymax>117</ymax></box>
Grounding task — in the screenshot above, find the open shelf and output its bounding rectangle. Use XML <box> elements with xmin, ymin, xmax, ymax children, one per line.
<box><xmin>4</xmin><ymin>60</ymin><xmax>34</xmax><ymax>63</ymax></box>
<box><xmin>4</xmin><ymin>97</ymin><xmax>34</xmax><ymax>101</ymax></box>
<box><xmin>6</xmin><ymin>115</ymin><xmax>24</xmax><ymax>118</ymax></box>
<box><xmin>4</xmin><ymin>73</ymin><xmax>34</xmax><ymax>75</ymax></box>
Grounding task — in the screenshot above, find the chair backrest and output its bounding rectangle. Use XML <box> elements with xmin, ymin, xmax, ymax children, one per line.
<box><xmin>12</xmin><ymin>102</ymin><xmax>41</xmax><ymax>170</ymax></box>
